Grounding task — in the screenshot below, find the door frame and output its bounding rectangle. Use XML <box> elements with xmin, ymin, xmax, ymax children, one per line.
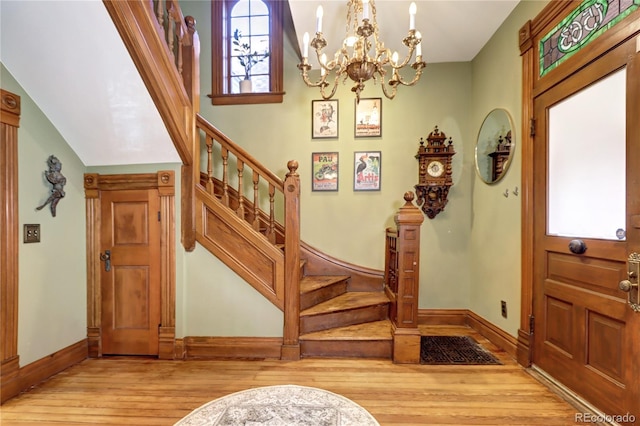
<box><xmin>84</xmin><ymin>171</ymin><xmax>176</xmax><ymax>359</ymax></box>
<box><xmin>518</xmin><ymin>2</ymin><xmax>640</xmax><ymax>364</ymax></box>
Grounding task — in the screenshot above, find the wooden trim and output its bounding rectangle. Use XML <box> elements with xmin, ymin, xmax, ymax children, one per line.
<box><xmin>466</xmin><ymin>311</ymin><xmax>518</xmax><ymax>359</ymax></box>
<box><xmin>84</xmin><ymin>171</ymin><xmax>176</xmax><ymax>359</ymax></box>
<box><xmin>418</xmin><ymin>309</ymin><xmax>468</xmax><ymax>326</ymax></box>
<box><xmin>418</xmin><ymin>309</ymin><xmax>518</xmax><ymax>358</ymax></box>
<box><xmin>18</xmin><ymin>340</ymin><xmax>87</xmax><ymax>392</ymax></box>
<box><xmin>2</xmin><ymin>340</ymin><xmax>87</xmax><ymax>404</ymax></box>
<box><xmin>183</xmin><ymin>336</ymin><xmax>283</xmax><ymax>359</ymax></box>
<box><xmin>1</xmin><ymin>89</ymin><xmax>21</xmax><ymax>404</ymax></box>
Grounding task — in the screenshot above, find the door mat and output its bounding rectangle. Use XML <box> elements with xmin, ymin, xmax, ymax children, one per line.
<box><xmin>420</xmin><ymin>336</ymin><xmax>502</xmax><ymax>365</ymax></box>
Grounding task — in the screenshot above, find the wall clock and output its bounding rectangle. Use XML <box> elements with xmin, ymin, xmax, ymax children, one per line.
<box><xmin>414</xmin><ymin>126</ymin><xmax>455</xmax><ymax>219</ymax></box>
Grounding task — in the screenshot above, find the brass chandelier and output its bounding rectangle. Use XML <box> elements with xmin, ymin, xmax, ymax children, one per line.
<box><xmin>297</xmin><ymin>0</ymin><xmax>425</xmax><ymax>102</ymax></box>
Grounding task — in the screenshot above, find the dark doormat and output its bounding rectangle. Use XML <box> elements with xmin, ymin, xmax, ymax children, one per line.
<box><xmin>420</xmin><ymin>336</ymin><xmax>502</xmax><ymax>365</ymax></box>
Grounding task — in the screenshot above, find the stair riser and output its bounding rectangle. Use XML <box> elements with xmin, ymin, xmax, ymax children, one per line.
<box><xmin>300</xmin><ymin>281</ymin><xmax>348</xmax><ymax>311</ymax></box>
<box><xmin>300</xmin><ymin>340</ymin><xmax>392</xmax><ymax>359</ymax></box>
<box><xmin>300</xmin><ymin>304</ymin><xmax>388</xmax><ymax>334</ymax></box>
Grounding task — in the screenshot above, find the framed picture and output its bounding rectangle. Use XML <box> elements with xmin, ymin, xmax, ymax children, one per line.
<box><xmin>353</xmin><ymin>151</ymin><xmax>381</xmax><ymax>191</ymax></box>
<box><xmin>354</xmin><ymin>98</ymin><xmax>381</xmax><ymax>137</ymax></box>
<box><xmin>312</xmin><ymin>152</ymin><xmax>339</xmax><ymax>191</ymax></box>
<box><xmin>312</xmin><ymin>100</ymin><xmax>339</xmax><ymax>139</ymax></box>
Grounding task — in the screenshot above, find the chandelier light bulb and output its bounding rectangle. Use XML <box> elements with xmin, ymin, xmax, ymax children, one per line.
<box><xmin>409</xmin><ymin>2</ymin><xmax>416</xmax><ymax>30</ymax></box>
<box><xmin>316</xmin><ymin>6</ymin><xmax>323</xmax><ymax>33</ymax></box>
<box><xmin>303</xmin><ymin>32</ymin><xmax>309</xmax><ymax>58</ymax></box>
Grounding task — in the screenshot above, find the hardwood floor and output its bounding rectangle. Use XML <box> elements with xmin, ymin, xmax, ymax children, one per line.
<box><xmin>0</xmin><ymin>326</ymin><xmax>582</xmax><ymax>425</ymax></box>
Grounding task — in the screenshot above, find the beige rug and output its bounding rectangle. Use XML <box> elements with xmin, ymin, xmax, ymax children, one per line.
<box><xmin>174</xmin><ymin>384</ymin><xmax>379</xmax><ymax>426</ymax></box>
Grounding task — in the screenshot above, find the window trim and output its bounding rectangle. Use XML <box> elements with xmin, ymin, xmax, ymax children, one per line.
<box><xmin>209</xmin><ymin>0</ymin><xmax>284</xmax><ymax>105</ymax></box>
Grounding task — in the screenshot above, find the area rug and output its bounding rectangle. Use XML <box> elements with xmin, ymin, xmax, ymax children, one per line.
<box><xmin>174</xmin><ymin>384</ymin><xmax>379</xmax><ymax>426</ymax></box>
<box><xmin>420</xmin><ymin>335</ymin><xmax>502</xmax><ymax>365</ymax></box>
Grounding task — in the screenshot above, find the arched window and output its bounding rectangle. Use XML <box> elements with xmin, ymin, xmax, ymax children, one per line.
<box><xmin>210</xmin><ymin>0</ymin><xmax>284</xmax><ymax>105</ymax></box>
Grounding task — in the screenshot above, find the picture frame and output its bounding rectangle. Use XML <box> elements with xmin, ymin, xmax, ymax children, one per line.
<box><xmin>354</xmin><ymin>98</ymin><xmax>382</xmax><ymax>137</ymax></box>
<box><xmin>312</xmin><ymin>152</ymin><xmax>339</xmax><ymax>191</ymax></box>
<box><xmin>312</xmin><ymin>100</ymin><xmax>339</xmax><ymax>139</ymax></box>
<box><xmin>353</xmin><ymin>151</ymin><xmax>381</xmax><ymax>191</ymax></box>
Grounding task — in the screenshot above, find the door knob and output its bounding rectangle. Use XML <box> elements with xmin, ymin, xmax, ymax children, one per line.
<box><xmin>100</xmin><ymin>250</ymin><xmax>111</xmax><ymax>272</ymax></box>
<box><xmin>619</xmin><ymin>280</ymin><xmax>637</xmax><ymax>292</ymax></box>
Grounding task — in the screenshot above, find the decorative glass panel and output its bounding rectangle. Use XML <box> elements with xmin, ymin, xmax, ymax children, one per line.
<box><xmin>539</xmin><ymin>0</ymin><xmax>639</xmax><ymax>77</ymax></box>
<box><xmin>547</xmin><ymin>68</ymin><xmax>626</xmax><ymax>240</ymax></box>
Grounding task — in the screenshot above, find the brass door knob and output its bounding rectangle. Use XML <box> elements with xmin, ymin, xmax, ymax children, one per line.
<box><xmin>619</xmin><ymin>280</ymin><xmax>637</xmax><ymax>292</ymax></box>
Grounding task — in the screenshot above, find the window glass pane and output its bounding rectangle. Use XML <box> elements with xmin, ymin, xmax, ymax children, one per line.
<box><xmin>547</xmin><ymin>68</ymin><xmax>626</xmax><ymax>240</ymax></box>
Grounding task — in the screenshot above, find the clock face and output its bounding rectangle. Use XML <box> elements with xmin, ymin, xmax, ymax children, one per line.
<box><xmin>427</xmin><ymin>160</ymin><xmax>445</xmax><ymax>177</ymax></box>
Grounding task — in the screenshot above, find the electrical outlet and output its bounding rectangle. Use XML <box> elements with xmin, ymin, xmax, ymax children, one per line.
<box><xmin>24</xmin><ymin>224</ymin><xmax>41</xmax><ymax>243</ymax></box>
<box><xmin>501</xmin><ymin>300</ymin><xmax>507</xmax><ymax>318</ymax></box>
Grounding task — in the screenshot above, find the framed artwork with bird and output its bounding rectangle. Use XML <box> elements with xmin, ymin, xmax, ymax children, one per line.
<box><xmin>353</xmin><ymin>151</ymin><xmax>381</xmax><ymax>191</ymax></box>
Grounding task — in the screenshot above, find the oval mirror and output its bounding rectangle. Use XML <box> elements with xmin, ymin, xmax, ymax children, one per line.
<box><xmin>475</xmin><ymin>109</ymin><xmax>515</xmax><ymax>184</ymax></box>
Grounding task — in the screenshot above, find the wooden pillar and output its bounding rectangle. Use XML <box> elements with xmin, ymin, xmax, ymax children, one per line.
<box><xmin>281</xmin><ymin>161</ymin><xmax>301</xmax><ymax>360</ymax></box>
<box><xmin>392</xmin><ymin>192</ymin><xmax>424</xmax><ymax>364</ymax></box>
<box><xmin>1</xmin><ymin>89</ymin><xmax>21</xmax><ymax>403</ymax></box>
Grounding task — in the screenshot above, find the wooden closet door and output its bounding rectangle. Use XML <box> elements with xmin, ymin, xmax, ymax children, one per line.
<box><xmin>100</xmin><ymin>189</ymin><xmax>161</xmax><ymax>355</ymax></box>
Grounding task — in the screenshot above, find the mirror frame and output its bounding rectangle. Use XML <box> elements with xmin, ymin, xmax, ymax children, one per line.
<box><xmin>475</xmin><ymin>108</ymin><xmax>515</xmax><ymax>184</ymax></box>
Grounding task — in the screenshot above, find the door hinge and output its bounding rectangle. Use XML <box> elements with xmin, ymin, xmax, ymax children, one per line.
<box><xmin>529</xmin><ymin>314</ymin><xmax>535</xmax><ymax>334</ymax></box>
<box><xmin>529</xmin><ymin>118</ymin><xmax>536</xmax><ymax>137</ymax></box>
<box><xmin>158</xmin><ymin>211</ymin><xmax>161</xmax><ymax>222</ymax></box>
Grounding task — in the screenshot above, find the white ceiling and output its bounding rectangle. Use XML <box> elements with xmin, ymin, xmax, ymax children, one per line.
<box><xmin>0</xmin><ymin>0</ymin><xmax>518</xmax><ymax>167</ymax></box>
<box><xmin>289</xmin><ymin>0</ymin><xmax>520</xmax><ymax>63</ymax></box>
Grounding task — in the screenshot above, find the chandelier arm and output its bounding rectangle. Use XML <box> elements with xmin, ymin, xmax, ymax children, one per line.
<box><xmin>380</xmin><ymin>79</ymin><xmax>398</xmax><ymax>100</ymax></box>
<box><xmin>390</xmin><ymin>63</ymin><xmax>426</xmax><ymax>87</ymax></box>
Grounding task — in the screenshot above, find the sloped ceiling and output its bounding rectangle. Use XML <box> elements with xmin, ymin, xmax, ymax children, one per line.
<box><xmin>0</xmin><ymin>0</ymin><xmax>180</xmax><ymax>167</ymax></box>
<box><xmin>1</xmin><ymin>0</ymin><xmax>518</xmax><ymax>167</ymax></box>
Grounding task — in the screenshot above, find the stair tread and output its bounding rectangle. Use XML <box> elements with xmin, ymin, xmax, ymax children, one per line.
<box><xmin>300</xmin><ymin>275</ymin><xmax>350</xmax><ymax>294</ymax></box>
<box><xmin>300</xmin><ymin>292</ymin><xmax>389</xmax><ymax>316</ymax></box>
<box><xmin>300</xmin><ymin>320</ymin><xmax>392</xmax><ymax>341</ymax></box>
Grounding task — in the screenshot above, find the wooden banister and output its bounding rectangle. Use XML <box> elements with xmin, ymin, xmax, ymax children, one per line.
<box><xmin>385</xmin><ymin>192</ymin><xmax>424</xmax><ymax>363</ymax></box>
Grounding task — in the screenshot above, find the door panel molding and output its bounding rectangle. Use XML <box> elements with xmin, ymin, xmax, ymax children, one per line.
<box><xmin>84</xmin><ymin>171</ymin><xmax>176</xmax><ymax>359</ymax></box>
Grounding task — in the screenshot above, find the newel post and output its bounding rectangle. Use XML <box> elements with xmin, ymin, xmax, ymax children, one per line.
<box><xmin>392</xmin><ymin>191</ymin><xmax>424</xmax><ymax>363</ymax></box>
<box><xmin>281</xmin><ymin>161</ymin><xmax>301</xmax><ymax>360</ymax></box>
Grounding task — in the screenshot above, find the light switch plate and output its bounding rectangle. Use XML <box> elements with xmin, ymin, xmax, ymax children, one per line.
<box><xmin>24</xmin><ymin>224</ymin><xmax>40</xmax><ymax>243</ymax></box>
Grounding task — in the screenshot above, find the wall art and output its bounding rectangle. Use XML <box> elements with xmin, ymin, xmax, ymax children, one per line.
<box><xmin>353</xmin><ymin>151</ymin><xmax>381</xmax><ymax>191</ymax></box>
<box><xmin>312</xmin><ymin>152</ymin><xmax>339</xmax><ymax>191</ymax></box>
<box><xmin>354</xmin><ymin>98</ymin><xmax>381</xmax><ymax>137</ymax></box>
<box><xmin>312</xmin><ymin>99</ymin><xmax>338</xmax><ymax>139</ymax></box>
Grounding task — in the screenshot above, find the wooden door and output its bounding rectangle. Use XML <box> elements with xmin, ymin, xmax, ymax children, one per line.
<box><xmin>532</xmin><ymin>36</ymin><xmax>640</xmax><ymax>421</ymax></box>
<box><xmin>100</xmin><ymin>189</ymin><xmax>161</xmax><ymax>355</ymax></box>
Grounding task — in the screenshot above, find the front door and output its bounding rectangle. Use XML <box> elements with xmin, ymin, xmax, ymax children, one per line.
<box><xmin>532</xmin><ymin>36</ymin><xmax>640</xmax><ymax>421</ymax></box>
<box><xmin>100</xmin><ymin>188</ymin><xmax>161</xmax><ymax>355</ymax></box>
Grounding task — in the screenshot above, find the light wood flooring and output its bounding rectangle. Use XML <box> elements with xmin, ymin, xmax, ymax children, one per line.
<box><xmin>0</xmin><ymin>326</ymin><xmax>583</xmax><ymax>425</ymax></box>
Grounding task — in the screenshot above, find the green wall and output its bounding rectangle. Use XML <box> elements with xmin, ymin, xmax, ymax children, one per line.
<box><xmin>2</xmin><ymin>64</ymin><xmax>87</xmax><ymax>366</ymax></box>
<box><xmin>4</xmin><ymin>1</ymin><xmax>552</xmax><ymax>364</ymax></box>
<box><xmin>469</xmin><ymin>0</ymin><xmax>547</xmax><ymax>336</ymax></box>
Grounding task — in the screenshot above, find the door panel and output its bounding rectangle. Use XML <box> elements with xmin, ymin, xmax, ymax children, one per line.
<box><xmin>533</xmin><ymin>36</ymin><xmax>639</xmax><ymax>422</ymax></box>
<box><xmin>100</xmin><ymin>189</ymin><xmax>160</xmax><ymax>355</ymax></box>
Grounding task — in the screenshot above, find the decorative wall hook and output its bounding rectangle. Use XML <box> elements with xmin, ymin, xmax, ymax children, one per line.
<box><xmin>513</xmin><ymin>186</ymin><xmax>519</xmax><ymax>196</ymax></box>
<box><xmin>503</xmin><ymin>189</ymin><xmax>509</xmax><ymax>198</ymax></box>
<box><xmin>36</xmin><ymin>155</ymin><xmax>66</xmax><ymax>217</ymax></box>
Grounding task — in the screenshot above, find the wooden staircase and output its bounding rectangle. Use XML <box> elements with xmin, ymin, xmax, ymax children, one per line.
<box><xmin>105</xmin><ymin>0</ymin><xmax>424</xmax><ymax>363</ymax></box>
<box><xmin>298</xmin><ymin>273</ymin><xmax>393</xmax><ymax>359</ymax></box>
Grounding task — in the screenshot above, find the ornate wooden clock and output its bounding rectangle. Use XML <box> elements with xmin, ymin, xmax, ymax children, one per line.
<box><xmin>414</xmin><ymin>126</ymin><xmax>455</xmax><ymax>219</ymax></box>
